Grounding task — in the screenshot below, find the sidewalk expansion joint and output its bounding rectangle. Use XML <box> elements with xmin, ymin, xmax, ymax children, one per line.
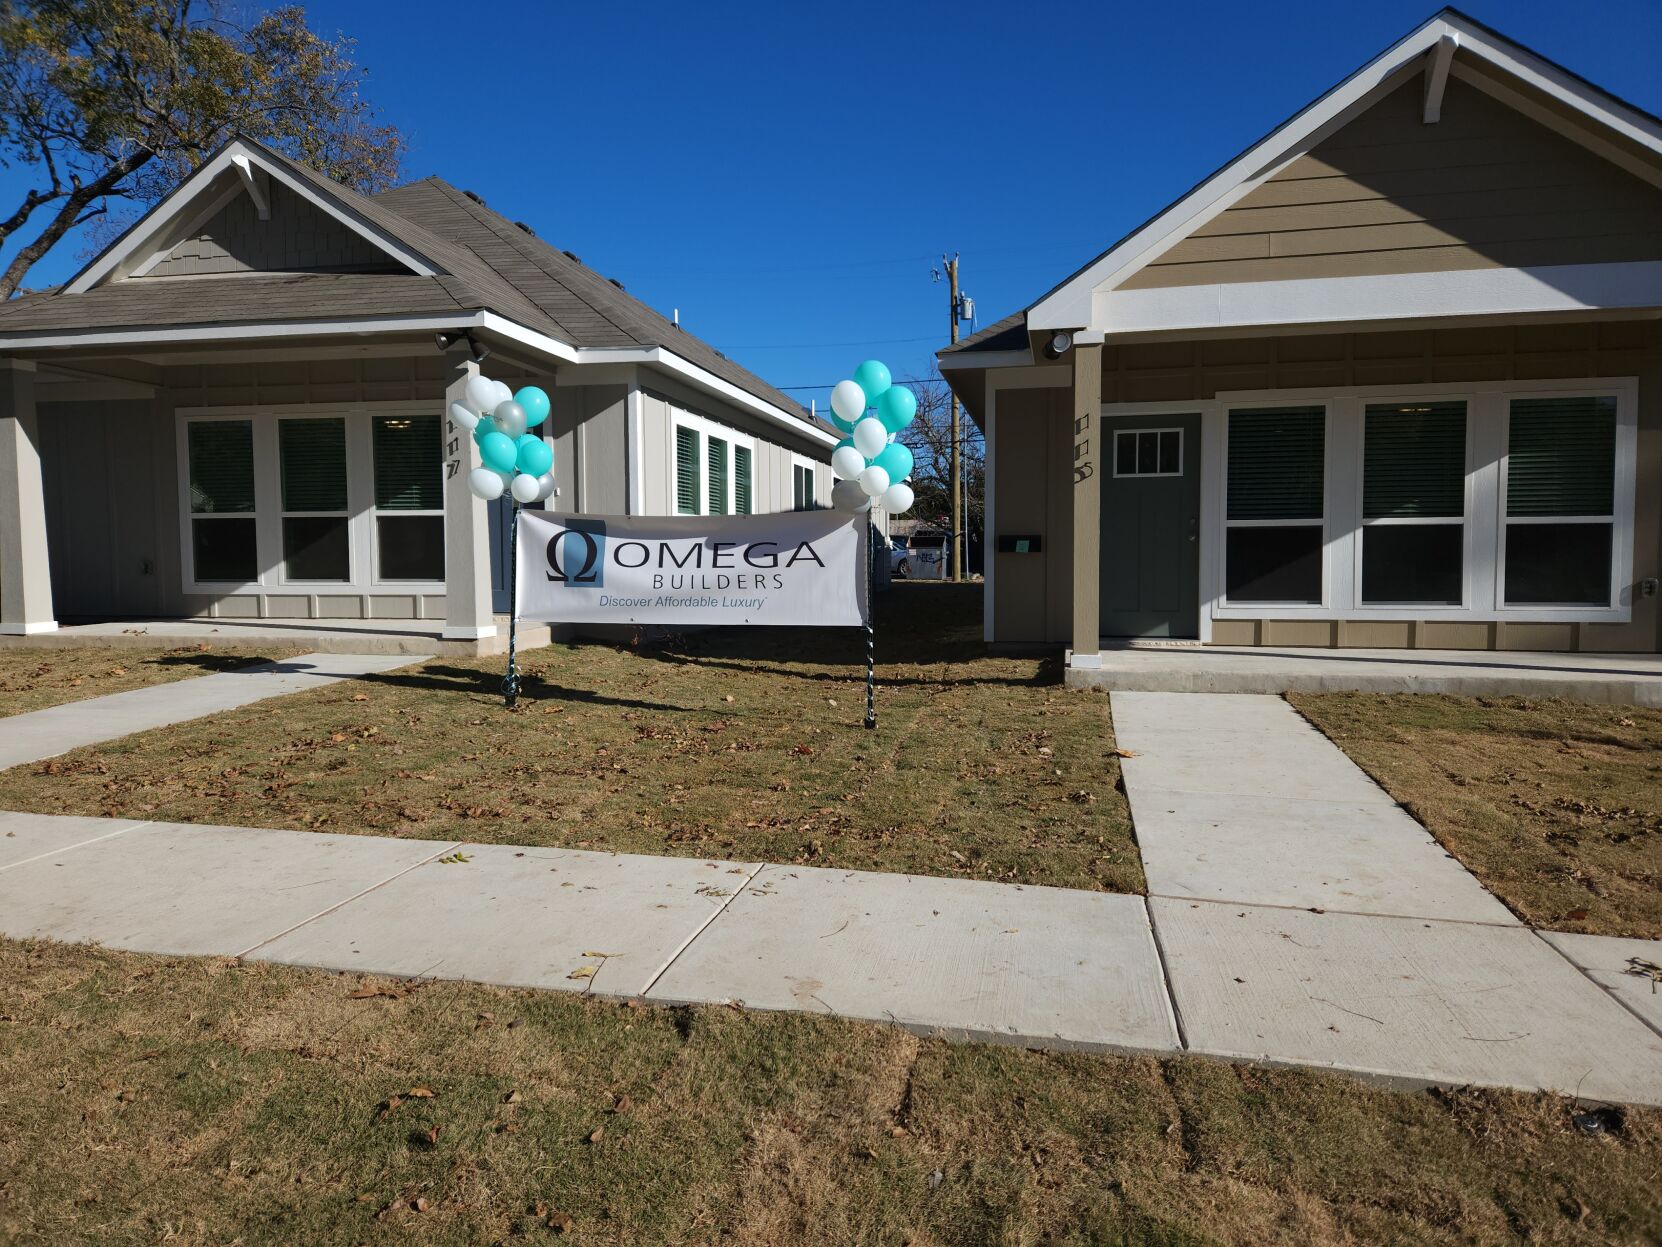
<box><xmin>0</xmin><ymin>819</ymin><xmax>154</xmax><ymax>874</ymax></box>
<box><xmin>1530</xmin><ymin>926</ymin><xmax>1662</xmax><ymax>1042</ymax></box>
<box><xmin>1141</xmin><ymin>895</ymin><xmax>1190</xmax><ymax>1051</ymax></box>
<box><xmin>234</xmin><ymin>840</ymin><xmax>464</xmax><ymax>960</ymax></box>
<box><xmin>1147</xmin><ymin>892</ymin><xmax>1525</xmax><ymax>930</ymax></box>
<box><xmin>635</xmin><ymin>860</ymin><xmax>767</xmax><ymax>999</ymax></box>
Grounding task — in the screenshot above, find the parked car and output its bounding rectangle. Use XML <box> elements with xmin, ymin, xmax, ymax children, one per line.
<box><xmin>888</xmin><ymin>535</ymin><xmax>913</xmax><ymax>578</ymax></box>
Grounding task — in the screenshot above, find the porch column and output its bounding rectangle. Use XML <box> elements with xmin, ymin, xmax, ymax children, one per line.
<box><xmin>0</xmin><ymin>360</ymin><xmax>55</xmax><ymax>635</ymax></box>
<box><xmin>1070</xmin><ymin>343</ymin><xmax>1102</xmax><ymax>667</ymax></box>
<box><xmin>442</xmin><ymin>358</ymin><xmax>497</xmax><ymax>640</ymax></box>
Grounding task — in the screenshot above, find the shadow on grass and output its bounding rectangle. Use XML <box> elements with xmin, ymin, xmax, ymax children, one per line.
<box><xmin>151</xmin><ymin>651</ymin><xmax>300</xmax><ymax>675</ymax></box>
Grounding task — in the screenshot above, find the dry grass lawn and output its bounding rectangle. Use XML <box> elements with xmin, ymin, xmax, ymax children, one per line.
<box><xmin>0</xmin><ymin>644</ymin><xmax>304</xmax><ymax>718</ymax></box>
<box><xmin>3</xmin><ymin>939</ymin><xmax>1658</xmax><ymax>1247</ymax></box>
<box><xmin>0</xmin><ymin>586</ymin><xmax>1141</xmax><ymax>892</ymax></box>
<box><xmin>1291</xmin><ymin>693</ymin><xmax>1662</xmax><ymax>939</ymax></box>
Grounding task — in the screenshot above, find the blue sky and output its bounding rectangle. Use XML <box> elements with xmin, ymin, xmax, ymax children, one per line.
<box><xmin>5</xmin><ymin>0</ymin><xmax>1661</xmax><ymax>410</ymax></box>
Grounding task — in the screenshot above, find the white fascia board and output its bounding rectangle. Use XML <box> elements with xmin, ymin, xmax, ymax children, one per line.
<box><xmin>1098</xmin><ymin>261</ymin><xmax>1662</xmax><ymax>335</ymax></box>
<box><xmin>1028</xmin><ymin>10</ymin><xmax>1662</xmax><ymax>333</ymax></box>
<box><xmin>478</xmin><ymin>313</ymin><xmax>834</xmax><ymax>450</ymax></box>
<box><xmin>67</xmin><ymin>140</ymin><xmax>441</xmax><ymax>292</ymax></box>
<box><xmin>0</xmin><ymin>312</ymin><xmax>486</xmax><ymax>351</ymax></box>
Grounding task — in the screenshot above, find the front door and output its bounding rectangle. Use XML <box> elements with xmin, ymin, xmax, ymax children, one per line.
<box><xmin>1099</xmin><ymin>413</ymin><xmax>1201</xmax><ymax>638</ymax></box>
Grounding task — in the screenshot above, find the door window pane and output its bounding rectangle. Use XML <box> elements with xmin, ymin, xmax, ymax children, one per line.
<box><xmin>1158</xmin><ymin>430</ymin><xmax>1180</xmax><ymax>474</ymax></box>
<box><xmin>377</xmin><ymin>515</ymin><xmax>445</xmax><ymax>580</ymax></box>
<box><xmin>188</xmin><ymin>420</ymin><xmax>255</xmax><ymax>513</ymax></box>
<box><xmin>279</xmin><ymin>418</ymin><xmax>347</xmax><ymax>512</ymax></box>
<box><xmin>1362</xmin><ymin>526</ymin><xmax>1463</xmax><ymax>605</ymax></box>
<box><xmin>282</xmin><ymin>516</ymin><xmax>349</xmax><ymax>581</ymax></box>
<box><xmin>192</xmin><ymin>518</ymin><xmax>257</xmax><ymax>582</ymax></box>
<box><xmin>1225</xmin><ymin>526</ymin><xmax>1322</xmax><ymax>604</ymax></box>
<box><xmin>1505</xmin><ymin>523</ymin><xmax>1612</xmax><ymax>605</ymax></box>
<box><xmin>373</xmin><ymin>416</ymin><xmax>442</xmax><ymax>509</ymax></box>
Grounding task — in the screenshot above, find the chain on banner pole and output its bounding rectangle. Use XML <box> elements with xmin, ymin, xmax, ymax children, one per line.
<box><xmin>503</xmin><ymin>501</ymin><xmax>521</xmax><ymax>709</ymax></box>
<box><xmin>864</xmin><ymin>517</ymin><xmax>876</xmax><ymax>730</ymax></box>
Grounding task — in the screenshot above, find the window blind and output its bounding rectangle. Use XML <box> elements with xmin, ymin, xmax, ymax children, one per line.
<box><xmin>188</xmin><ymin>421</ymin><xmax>255</xmax><ymax>514</ymax></box>
<box><xmin>675</xmin><ymin>426</ymin><xmax>700</xmax><ymax>514</ymax></box>
<box><xmin>1227</xmin><ymin>407</ymin><xmax>1324</xmax><ymax>520</ymax></box>
<box><xmin>1364</xmin><ymin>403</ymin><xmax>1466</xmax><ymax>518</ymax></box>
<box><xmin>734</xmin><ymin>445</ymin><xmax>752</xmax><ymax>514</ymax></box>
<box><xmin>279</xmin><ymin>418</ymin><xmax>347</xmax><ymax>512</ymax></box>
<box><xmin>707</xmin><ymin>435</ymin><xmax>728</xmax><ymax>514</ymax></box>
<box><xmin>1507</xmin><ymin>397</ymin><xmax>1616</xmax><ymax>517</ymax></box>
<box><xmin>373</xmin><ymin>416</ymin><xmax>442</xmax><ymax>510</ymax></box>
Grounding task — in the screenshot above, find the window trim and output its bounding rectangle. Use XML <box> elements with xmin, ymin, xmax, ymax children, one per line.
<box><xmin>1221</xmin><ymin>401</ymin><xmax>1332</xmax><ymax>609</ymax></box>
<box><xmin>1189</xmin><ymin>376</ymin><xmax>1638</xmax><ymax>627</ymax></box>
<box><xmin>369</xmin><ymin>413</ymin><xmax>447</xmax><ymax>584</ymax></box>
<box><xmin>176</xmin><ymin>401</ymin><xmax>446</xmax><ymax>595</ymax></box>
<box><xmin>1112</xmin><ymin>426</ymin><xmax>1185</xmax><ymax>478</ymax></box>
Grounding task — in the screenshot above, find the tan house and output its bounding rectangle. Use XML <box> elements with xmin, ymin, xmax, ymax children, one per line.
<box><xmin>0</xmin><ymin>138</ymin><xmax>835</xmax><ymax>649</ymax></box>
<box><xmin>941</xmin><ymin>8</ymin><xmax>1662</xmax><ymax>678</ymax></box>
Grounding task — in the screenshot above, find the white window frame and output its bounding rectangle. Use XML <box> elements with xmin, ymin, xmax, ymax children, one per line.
<box><xmin>274</xmin><ymin>412</ymin><xmax>355</xmax><ymax>586</ymax></box>
<box><xmin>1112</xmin><ymin>426</ymin><xmax>1185</xmax><ymax>479</ymax></box>
<box><xmin>175</xmin><ymin>401</ymin><xmax>446</xmax><ymax>595</ymax></box>
<box><xmin>1195</xmin><ymin>376</ymin><xmax>1637</xmax><ymax>627</ymax></box>
<box><xmin>1219</xmin><ymin>400</ymin><xmax>1334</xmax><ymax>611</ymax></box>
<box><xmin>669</xmin><ymin>406</ymin><xmax>754</xmax><ymax>516</ymax></box>
<box><xmin>368</xmin><ymin>412</ymin><xmax>448</xmax><ymax>584</ymax></box>
<box><xmin>790</xmin><ymin>453</ymin><xmax>819</xmax><ymax>511</ymax></box>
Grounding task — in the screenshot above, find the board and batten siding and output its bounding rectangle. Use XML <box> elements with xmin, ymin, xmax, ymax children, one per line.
<box><xmin>1120</xmin><ymin>75</ymin><xmax>1662</xmax><ymax>290</ymax></box>
<box><xmin>987</xmin><ymin>320</ymin><xmax>1662</xmax><ymax>653</ymax></box>
<box><xmin>637</xmin><ymin>386</ymin><xmax>831</xmax><ymax>517</ymax></box>
<box><xmin>144</xmin><ymin>181</ymin><xmax>401</xmax><ymax>277</ymax></box>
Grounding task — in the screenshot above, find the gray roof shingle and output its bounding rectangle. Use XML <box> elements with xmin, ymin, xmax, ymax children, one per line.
<box><xmin>0</xmin><ymin>136</ymin><xmax>821</xmax><ymax>428</ymax></box>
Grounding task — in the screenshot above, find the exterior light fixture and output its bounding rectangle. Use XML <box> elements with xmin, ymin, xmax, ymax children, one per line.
<box><xmin>1045</xmin><ymin>330</ymin><xmax>1074</xmax><ymax>359</ymax></box>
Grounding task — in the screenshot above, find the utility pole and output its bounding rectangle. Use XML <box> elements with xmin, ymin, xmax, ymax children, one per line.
<box><xmin>943</xmin><ymin>252</ymin><xmax>963</xmax><ymax>582</ymax></box>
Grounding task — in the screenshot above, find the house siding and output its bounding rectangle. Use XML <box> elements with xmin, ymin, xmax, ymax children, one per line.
<box><xmin>144</xmin><ymin>180</ymin><xmax>402</xmax><ymax>277</ymax></box>
<box><xmin>1121</xmin><ymin>75</ymin><xmax>1662</xmax><ymax>289</ymax></box>
<box><xmin>988</xmin><ymin>320</ymin><xmax>1661</xmax><ymax>652</ymax></box>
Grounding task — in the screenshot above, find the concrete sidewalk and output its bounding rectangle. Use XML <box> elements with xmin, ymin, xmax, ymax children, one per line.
<box><xmin>0</xmin><ymin>651</ymin><xmax>427</xmax><ymax>770</ymax></box>
<box><xmin>2</xmin><ymin>809</ymin><xmax>1659</xmax><ymax>1105</ymax></box>
<box><xmin>1112</xmin><ymin>690</ymin><xmax>1662</xmax><ymax>1103</ymax></box>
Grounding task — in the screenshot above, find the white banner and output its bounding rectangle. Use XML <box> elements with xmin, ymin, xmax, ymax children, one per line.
<box><xmin>515</xmin><ymin>510</ymin><xmax>868</xmax><ymax>627</ymax></box>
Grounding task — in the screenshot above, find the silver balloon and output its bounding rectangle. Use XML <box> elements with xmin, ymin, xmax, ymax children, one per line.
<box><xmin>492</xmin><ymin>400</ymin><xmax>527</xmax><ymax>439</ymax></box>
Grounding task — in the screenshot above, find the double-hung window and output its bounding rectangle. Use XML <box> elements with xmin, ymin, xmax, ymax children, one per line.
<box><xmin>675</xmin><ymin>425</ymin><xmax>701</xmax><ymax>514</ymax></box>
<box><xmin>373</xmin><ymin>415</ymin><xmax>445</xmax><ymax>581</ymax></box>
<box><xmin>673</xmin><ymin>413</ymin><xmax>752</xmax><ymax>516</ymax></box>
<box><xmin>187</xmin><ymin>420</ymin><xmax>258</xmax><ymax>582</ymax></box>
<box><xmin>793</xmin><ymin>463</ymin><xmax>816</xmax><ymax>511</ymax></box>
<box><xmin>1503</xmin><ymin>396</ymin><xmax>1617</xmax><ymax>606</ymax></box>
<box><xmin>707</xmin><ymin>435</ymin><xmax>730</xmax><ymax>514</ymax></box>
<box><xmin>1224</xmin><ymin>406</ymin><xmax>1325</xmax><ymax>604</ymax></box>
<box><xmin>278</xmin><ymin>417</ymin><xmax>350</xmax><ymax>581</ymax></box>
<box><xmin>1360</xmin><ymin>402</ymin><xmax>1467</xmax><ymax>605</ymax></box>
<box><xmin>734</xmin><ymin>446</ymin><xmax>753</xmax><ymax>515</ymax></box>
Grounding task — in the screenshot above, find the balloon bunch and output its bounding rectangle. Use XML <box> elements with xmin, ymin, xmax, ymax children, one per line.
<box><xmin>828</xmin><ymin>359</ymin><xmax>916</xmax><ymax>516</ymax></box>
<box><xmin>451</xmin><ymin>375</ymin><xmax>556</xmax><ymax>505</ymax></box>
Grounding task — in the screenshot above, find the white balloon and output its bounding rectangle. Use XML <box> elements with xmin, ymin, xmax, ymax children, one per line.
<box><xmin>492</xmin><ymin>400</ymin><xmax>527</xmax><ymax>439</ymax></box>
<box><xmin>831</xmin><ymin>477</ymin><xmax>871</xmax><ymax>513</ymax></box>
<box><xmin>881</xmin><ymin>481</ymin><xmax>914</xmax><ymax>515</ymax></box>
<box><xmin>493</xmin><ymin>379</ymin><xmax>515</xmax><ymax>408</ymax></box>
<box><xmin>464</xmin><ymin>374</ymin><xmax>497</xmax><ymax>414</ymax></box>
<box><xmin>831</xmin><ymin>445</ymin><xmax>865</xmax><ymax>481</ymax></box>
<box><xmin>830</xmin><ymin>379</ymin><xmax>867</xmax><ymax>426</ymax></box>
<box><xmin>510</xmin><ymin>472</ymin><xmax>542</xmax><ymax>503</ymax></box>
<box><xmin>448</xmin><ymin>400</ymin><xmax>480</xmax><ymax>432</ymax></box>
<box><xmin>858</xmin><ymin>464</ymin><xmax>891</xmax><ymax>497</ymax></box>
<box><xmin>852</xmin><ymin>416</ymin><xmax>888</xmax><ymax>460</ymax></box>
<box><xmin>468</xmin><ymin>466</ymin><xmax>505</xmax><ymax>500</ymax></box>
<box><xmin>535</xmin><ymin>471</ymin><xmax>556</xmax><ymax>501</ymax></box>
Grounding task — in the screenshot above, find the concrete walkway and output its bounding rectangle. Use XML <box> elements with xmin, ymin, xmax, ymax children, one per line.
<box><xmin>1067</xmin><ymin>645</ymin><xmax>1662</xmax><ymax>705</ymax></box>
<box><xmin>0</xmin><ymin>651</ymin><xmax>428</xmax><ymax>770</ymax></box>
<box><xmin>1112</xmin><ymin>691</ymin><xmax>1662</xmax><ymax>1104</ymax></box>
<box><xmin>2</xmin><ymin>808</ymin><xmax>1659</xmax><ymax>1105</ymax></box>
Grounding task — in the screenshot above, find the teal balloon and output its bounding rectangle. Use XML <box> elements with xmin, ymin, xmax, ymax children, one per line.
<box><xmin>478</xmin><ymin>430</ymin><xmax>518</xmax><ymax>474</ymax></box>
<box><xmin>877</xmin><ymin>384</ymin><xmax>916</xmax><ymax>433</ymax></box>
<box><xmin>874</xmin><ymin>440</ymin><xmax>913</xmax><ymax>482</ymax></box>
<box><xmin>515</xmin><ymin>433</ymin><xmax>553</xmax><ymax>476</ymax></box>
<box><xmin>853</xmin><ymin>359</ymin><xmax>891</xmax><ymax>406</ymax></box>
<box><xmin>472</xmin><ymin>416</ymin><xmax>497</xmax><ymax>444</ymax></box>
<box><xmin>829</xmin><ymin>410</ymin><xmax>857</xmax><ymax>434</ymax></box>
<box><xmin>515</xmin><ymin>385</ymin><xmax>551</xmax><ymax>428</ymax></box>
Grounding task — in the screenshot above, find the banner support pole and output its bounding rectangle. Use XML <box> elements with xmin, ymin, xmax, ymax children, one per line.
<box><xmin>503</xmin><ymin>501</ymin><xmax>521</xmax><ymax>710</ymax></box>
<box><xmin>864</xmin><ymin>517</ymin><xmax>876</xmax><ymax>730</ymax></box>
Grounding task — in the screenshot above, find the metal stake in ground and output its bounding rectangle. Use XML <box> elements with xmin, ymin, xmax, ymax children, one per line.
<box><xmin>864</xmin><ymin>517</ymin><xmax>876</xmax><ymax>730</ymax></box>
<box><xmin>503</xmin><ymin>501</ymin><xmax>521</xmax><ymax>709</ymax></box>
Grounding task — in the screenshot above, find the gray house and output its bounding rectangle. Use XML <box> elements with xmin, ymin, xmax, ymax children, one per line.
<box><xmin>0</xmin><ymin>138</ymin><xmax>835</xmax><ymax>651</ymax></box>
